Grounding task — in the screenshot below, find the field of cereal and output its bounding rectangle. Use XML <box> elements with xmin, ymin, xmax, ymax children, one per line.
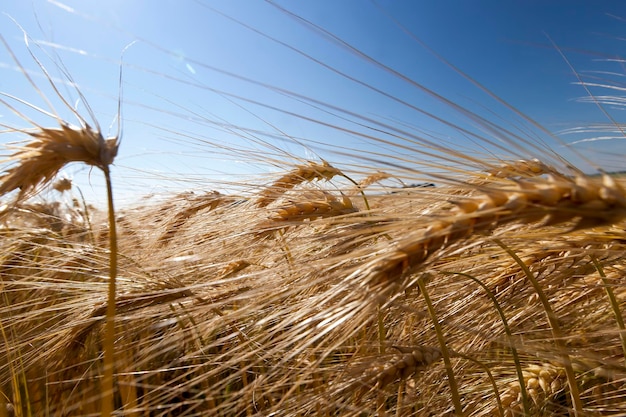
<box><xmin>1</xmin><ymin>2</ymin><xmax>626</xmax><ymax>416</ymax></box>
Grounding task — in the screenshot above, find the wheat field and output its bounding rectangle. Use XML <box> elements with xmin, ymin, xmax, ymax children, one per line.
<box><xmin>1</xmin><ymin>2</ymin><xmax>626</xmax><ymax>417</ymax></box>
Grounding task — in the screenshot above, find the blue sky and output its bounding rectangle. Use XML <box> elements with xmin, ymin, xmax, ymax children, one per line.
<box><xmin>1</xmin><ymin>1</ymin><xmax>626</xmax><ymax>205</ymax></box>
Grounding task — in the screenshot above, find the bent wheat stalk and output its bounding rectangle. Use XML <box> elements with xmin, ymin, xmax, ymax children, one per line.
<box><xmin>417</xmin><ymin>276</ymin><xmax>463</xmax><ymax>415</ymax></box>
<box><xmin>590</xmin><ymin>257</ymin><xmax>626</xmax><ymax>365</ymax></box>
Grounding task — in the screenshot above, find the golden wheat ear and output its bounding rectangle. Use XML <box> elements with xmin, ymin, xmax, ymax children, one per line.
<box><xmin>256</xmin><ymin>160</ymin><xmax>342</xmax><ymax>207</ymax></box>
<box><xmin>0</xmin><ymin>124</ymin><xmax>118</xmax><ymax>200</ymax></box>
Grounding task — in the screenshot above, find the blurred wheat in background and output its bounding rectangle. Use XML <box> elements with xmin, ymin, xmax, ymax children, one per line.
<box><xmin>1</xmin><ymin>1</ymin><xmax>626</xmax><ymax>416</ymax></box>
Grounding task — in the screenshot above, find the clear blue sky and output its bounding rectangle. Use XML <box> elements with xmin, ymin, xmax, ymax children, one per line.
<box><xmin>1</xmin><ymin>1</ymin><xmax>626</xmax><ymax>205</ymax></box>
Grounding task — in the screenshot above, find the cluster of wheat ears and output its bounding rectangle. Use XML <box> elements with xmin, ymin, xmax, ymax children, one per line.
<box><xmin>1</xmin><ymin>7</ymin><xmax>626</xmax><ymax>417</ymax></box>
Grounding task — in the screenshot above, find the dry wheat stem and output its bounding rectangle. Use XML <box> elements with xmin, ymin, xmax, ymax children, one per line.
<box><xmin>100</xmin><ymin>167</ymin><xmax>117</xmax><ymax>417</ymax></box>
<box><xmin>417</xmin><ymin>276</ymin><xmax>463</xmax><ymax>415</ymax></box>
<box><xmin>590</xmin><ymin>256</ymin><xmax>626</xmax><ymax>366</ymax></box>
